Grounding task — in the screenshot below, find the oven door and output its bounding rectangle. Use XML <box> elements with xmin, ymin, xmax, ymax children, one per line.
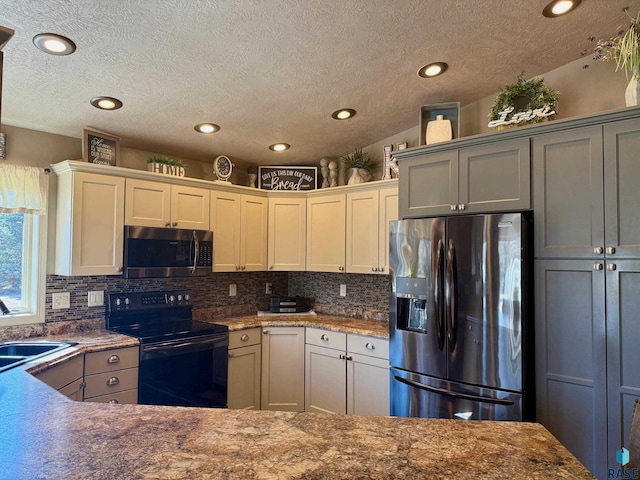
<box><xmin>139</xmin><ymin>333</ymin><xmax>228</xmax><ymax>408</ymax></box>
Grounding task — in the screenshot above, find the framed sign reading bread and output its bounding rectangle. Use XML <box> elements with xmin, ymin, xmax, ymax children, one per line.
<box><xmin>82</xmin><ymin>128</ymin><xmax>120</xmax><ymax>166</ymax></box>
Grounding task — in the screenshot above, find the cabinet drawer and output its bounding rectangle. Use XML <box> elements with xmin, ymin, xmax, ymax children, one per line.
<box><xmin>84</xmin><ymin>367</ymin><xmax>138</xmax><ymax>398</ymax></box>
<box><xmin>85</xmin><ymin>346</ymin><xmax>139</xmax><ymax>375</ymax></box>
<box><xmin>229</xmin><ymin>328</ymin><xmax>262</xmax><ymax>349</ymax></box>
<box><xmin>306</xmin><ymin>328</ymin><xmax>346</xmax><ymax>351</ymax></box>
<box><xmin>84</xmin><ymin>388</ymin><xmax>138</xmax><ymax>405</ymax></box>
<box><xmin>347</xmin><ymin>334</ymin><xmax>389</xmax><ymax>360</ymax></box>
<box><xmin>34</xmin><ymin>354</ymin><xmax>84</xmax><ymax>390</ymax></box>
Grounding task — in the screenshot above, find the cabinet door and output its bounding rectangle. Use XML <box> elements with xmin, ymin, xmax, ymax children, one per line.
<box><xmin>535</xmin><ymin>259</ymin><xmax>607</xmax><ymax>479</ymax></box>
<box><xmin>533</xmin><ymin>126</ymin><xmax>604</xmax><ymax>258</ymax></box>
<box><xmin>347</xmin><ymin>352</ymin><xmax>389</xmax><ymax>416</ymax></box>
<box><xmin>170</xmin><ymin>185</ymin><xmax>210</xmax><ymax>230</ymax></box>
<box><xmin>305</xmin><ymin>344</ymin><xmax>346</xmax><ymax>414</ymax></box>
<box><xmin>306</xmin><ymin>194</ymin><xmax>346</xmax><ymax>272</ymax></box>
<box><xmin>267</xmin><ymin>197</ymin><xmax>306</xmax><ymax>271</ymax></box>
<box><xmin>58</xmin><ymin>377</ymin><xmax>84</xmax><ymax>401</ymax></box>
<box><xmin>124</xmin><ymin>178</ymin><xmax>171</xmax><ymax>227</ymax></box>
<box><xmin>34</xmin><ymin>354</ymin><xmax>84</xmax><ymax>391</ymax></box>
<box><xmin>346</xmin><ymin>189</ymin><xmax>379</xmax><ymax>274</ymax></box>
<box><xmin>57</xmin><ymin>172</ymin><xmax>125</xmax><ymax>276</ymax></box>
<box><xmin>210</xmin><ymin>191</ymin><xmax>241</xmax><ymax>272</ymax></box>
<box><xmin>228</xmin><ymin>344</ymin><xmax>262</xmax><ymax>410</ymax></box>
<box><xmin>604</xmin><ymin>118</ymin><xmax>640</xmax><ymax>258</ymax></box>
<box><xmin>261</xmin><ymin>327</ymin><xmax>305</xmax><ymax>411</ymax></box>
<box><xmin>240</xmin><ymin>195</ymin><xmax>268</xmax><ymax>271</ymax></box>
<box><xmin>378</xmin><ymin>186</ymin><xmax>398</xmax><ymax>275</ymax></box>
<box><xmin>606</xmin><ymin>260</ymin><xmax>640</xmax><ymax>470</ymax></box>
<box><xmin>398</xmin><ymin>150</ymin><xmax>458</xmax><ymax>218</ymax></box>
<box><xmin>459</xmin><ymin>138</ymin><xmax>530</xmax><ymax>213</ymax></box>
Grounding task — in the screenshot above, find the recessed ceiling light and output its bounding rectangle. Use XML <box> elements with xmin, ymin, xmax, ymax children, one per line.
<box><xmin>90</xmin><ymin>96</ymin><xmax>123</xmax><ymax>110</ymax></box>
<box><xmin>331</xmin><ymin>109</ymin><xmax>357</xmax><ymax>120</ymax></box>
<box><xmin>194</xmin><ymin>123</ymin><xmax>220</xmax><ymax>134</ymax></box>
<box><xmin>32</xmin><ymin>33</ymin><xmax>76</xmax><ymax>55</ymax></box>
<box><xmin>542</xmin><ymin>0</ymin><xmax>581</xmax><ymax>17</ymax></box>
<box><xmin>417</xmin><ymin>62</ymin><xmax>448</xmax><ymax>78</ymax></box>
<box><xmin>269</xmin><ymin>143</ymin><xmax>290</xmax><ymax>152</ymax></box>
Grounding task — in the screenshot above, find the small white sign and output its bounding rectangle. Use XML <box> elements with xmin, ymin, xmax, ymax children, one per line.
<box><xmin>488</xmin><ymin>106</ymin><xmax>555</xmax><ymax>128</ymax></box>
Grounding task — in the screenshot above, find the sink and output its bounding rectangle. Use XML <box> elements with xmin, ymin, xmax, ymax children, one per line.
<box><xmin>0</xmin><ymin>341</ymin><xmax>75</xmax><ymax>373</ymax></box>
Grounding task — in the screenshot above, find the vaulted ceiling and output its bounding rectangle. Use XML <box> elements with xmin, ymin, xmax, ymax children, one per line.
<box><xmin>2</xmin><ymin>0</ymin><xmax>638</xmax><ymax>166</ymax></box>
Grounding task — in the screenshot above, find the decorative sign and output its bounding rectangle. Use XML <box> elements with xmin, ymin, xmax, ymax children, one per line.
<box><xmin>487</xmin><ymin>106</ymin><xmax>555</xmax><ymax>128</ymax></box>
<box><xmin>82</xmin><ymin>128</ymin><xmax>119</xmax><ymax>166</ymax></box>
<box><xmin>259</xmin><ymin>166</ymin><xmax>317</xmax><ymax>191</ymax></box>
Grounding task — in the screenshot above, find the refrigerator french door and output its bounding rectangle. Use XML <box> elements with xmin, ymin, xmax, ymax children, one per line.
<box><xmin>389</xmin><ymin>212</ymin><xmax>534</xmax><ymax>421</ymax></box>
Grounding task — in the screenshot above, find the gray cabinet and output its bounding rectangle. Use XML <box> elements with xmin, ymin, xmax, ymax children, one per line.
<box><xmin>399</xmin><ymin>138</ymin><xmax>530</xmax><ymax>218</ymax></box>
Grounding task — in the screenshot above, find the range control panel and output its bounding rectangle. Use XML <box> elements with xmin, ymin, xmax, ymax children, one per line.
<box><xmin>107</xmin><ymin>291</ymin><xmax>191</xmax><ymax>312</ymax></box>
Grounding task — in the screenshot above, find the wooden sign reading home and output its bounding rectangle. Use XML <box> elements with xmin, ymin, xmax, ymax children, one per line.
<box><xmin>82</xmin><ymin>128</ymin><xmax>119</xmax><ymax>166</ymax></box>
<box><xmin>259</xmin><ymin>166</ymin><xmax>317</xmax><ymax>191</ymax></box>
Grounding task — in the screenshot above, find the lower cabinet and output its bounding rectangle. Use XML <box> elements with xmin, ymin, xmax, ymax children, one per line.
<box><xmin>227</xmin><ymin>328</ymin><xmax>262</xmax><ymax>410</ymax></box>
<box><xmin>84</xmin><ymin>346</ymin><xmax>139</xmax><ymax>404</ymax></box>
<box><xmin>34</xmin><ymin>354</ymin><xmax>84</xmax><ymax>401</ymax></box>
<box><xmin>305</xmin><ymin>327</ymin><xmax>389</xmax><ymax>416</ymax></box>
<box><xmin>261</xmin><ymin>326</ymin><xmax>305</xmax><ymax>411</ymax></box>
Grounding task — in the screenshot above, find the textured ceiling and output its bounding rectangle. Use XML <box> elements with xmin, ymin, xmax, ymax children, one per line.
<box><xmin>1</xmin><ymin>0</ymin><xmax>639</xmax><ymax>166</ymax></box>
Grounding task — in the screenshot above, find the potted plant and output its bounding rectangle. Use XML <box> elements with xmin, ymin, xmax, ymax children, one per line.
<box><xmin>488</xmin><ymin>72</ymin><xmax>559</xmax><ymax>129</ymax></box>
<box><xmin>340</xmin><ymin>147</ymin><xmax>378</xmax><ymax>185</ymax></box>
<box><xmin>147</xmin><ymin>155</ymin><xmax>187</xmax><ymax>177</ymax></box>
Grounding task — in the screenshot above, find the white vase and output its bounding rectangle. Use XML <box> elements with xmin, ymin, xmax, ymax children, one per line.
<box><xmin>425</xmin><ymin>114</ymin><xmax>452</xmax><ymax>145</ymax></box>
<box><xmin>347</xmin><ymin>168</ymin><xmax>368</xmax><ymax>185</ymax></box>
<box><xmin>625</xmin><ymin>75</ymin><xmax>640</xmax><ymax>107</ymax></box>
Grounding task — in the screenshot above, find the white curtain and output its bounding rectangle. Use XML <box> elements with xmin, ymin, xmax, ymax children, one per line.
<box><xmin>0</xmin><ymin>164</ymin><xmax>48</xmax><ymax>215</ymax></box>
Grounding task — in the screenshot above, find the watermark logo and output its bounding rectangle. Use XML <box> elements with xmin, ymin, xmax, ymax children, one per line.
<box><xmin>608</xmin><ymin>446</ymin><xmax>638</xmax><ymax>479</ymax></box>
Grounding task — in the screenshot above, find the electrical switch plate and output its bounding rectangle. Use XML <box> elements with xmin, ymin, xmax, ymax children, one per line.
<box><xmin>229</xmin><ymin>284</ymin><xmax>237</xmax><ymax>297</ymax></box>
<box><xmin>339</xmin><ymin>284</ymin><xmax>347</xmax><ymax>297</ymax></box>
<box><xmin>265</xmin><ymin>283</ymin><xmax>272</xmax><ymax>294</ymax></box>
<box><xmin>52</xmin><ymin>292</ymin><xmax>70</xmax><ymax>309</ymax></box>
<box><xmin>88</xmin><ymin>290</ymin><xmax>104</xmax><ymax>307</ymax></box>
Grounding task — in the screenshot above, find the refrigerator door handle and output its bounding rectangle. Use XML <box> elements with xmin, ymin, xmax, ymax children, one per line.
<box><xmin>446</xmin><ymin>239</ymin><xmax>458</xmax><ymax>352</ymax></box>
<box><xmin>393</xmin><ymin>375</ymin><xmax>515</xmax><ymax>406</ymax></box>
<box><xmin>434</xmin><ymin>239</ymin><xmax>445</xmax><ymax>351</ymax></box>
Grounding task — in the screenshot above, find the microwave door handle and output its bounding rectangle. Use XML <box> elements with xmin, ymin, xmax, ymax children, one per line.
<box><xmin>191</xmin><ymin>230</ymin><xmax>198</xmax><ymax>274</ymax></box>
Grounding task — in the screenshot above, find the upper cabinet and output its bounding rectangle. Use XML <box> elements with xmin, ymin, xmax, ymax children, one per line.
<box><xmin>399</xmin><ymin>138</ymin><xmax>530</xmax><ymax>218</ymax></box>
<box><xmin>125</xmin><ymin>178</ymin><xmax>210</xmax><ymax>230</ymax></box>
<box><xmin>54</xmin><ymin>170</ymin><xmax>125</xmax><ymax>276</ymax></box>
<box><xmin>210</xmin><ymin>191</ymin><xmax>267</xmax><ymax>272</ymax></box>
<box><xmin>306</xmin><ymin>193</ymin><xmax>346</xmax><ymax>272</ymax></box>
<box><xmin>268</xmin><ymin>196</ymin><xmax>306</xmax><ymax>271</ymax></box>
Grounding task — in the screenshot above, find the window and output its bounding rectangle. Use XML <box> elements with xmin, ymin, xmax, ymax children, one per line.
<box><xmin>0</xmin><ymin>210</ymin><xmax>46</xmax><ymax>325</ymax></box>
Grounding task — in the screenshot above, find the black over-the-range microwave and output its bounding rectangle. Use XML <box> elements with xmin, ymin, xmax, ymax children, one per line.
<box><xmin>122</xmin><ymin>225</ymin><xmax>213</xmax><ymax>278</ymax></box>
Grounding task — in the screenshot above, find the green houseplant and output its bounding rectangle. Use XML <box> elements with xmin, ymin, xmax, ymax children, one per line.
<box><xmin>146</xmin><ymin>154</ymin><xmax>186</xmax><ymax>168</ymax></box>
<box><xmin>340</xmin><ymin>147</ymin><xmax>378</xmax><ymax>184</ymax></box>
<box><xmin>488</xmin><ymin>72</ymin><xmax>559</xmax><ymax>129</ymax></box>
<box><xmin>147</xmin><ymin>155</ymin><xmax>186</xmax><ymax>177</ymax></box>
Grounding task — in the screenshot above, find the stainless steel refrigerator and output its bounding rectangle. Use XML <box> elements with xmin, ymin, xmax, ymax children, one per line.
<box><xmin>389</xmin><ymin>212</ymin><xmax>534</xmax><ymax>421</ymax></box>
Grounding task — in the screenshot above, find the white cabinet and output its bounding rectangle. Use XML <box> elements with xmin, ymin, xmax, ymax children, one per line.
<box><xmin>346</xmin><ymin>185</ymin><xmax>398</xmax><ymax>274</ymax></box>
<box><xmin>261</xmin><ymin>326</ymin><xmax>305</xmax><ymax>411</ymax></box>
<box><xmin>227</xmin><ymin>328</ymin><xmax>262</xmax><ymax>410</ymax></box>
<box><xmin>34</xmin><ymin>354</ymin><xmax>84</xmax><ymax>401</ymax></box>
<box><xmin>125</xmin><ymin>178</ymin><xmax>210</xmax><ymax>230</ymax></box>
<box><xmin>84</xmin><ymin>346</ymin><xmax>139</xmax><ymax>404</ymax></box>
<box><xmin>53</xmin><ymin>170</ymin><xmax>125</xmax><ymax>276</ymax></box>
<box><xmin>210</xmin><ymin>191</ymin><xmax>268</xmax><ymax>272</ymax></box>
<box><xmin>304</xmin><ymin>328</ymin><xmax>389</xmax><ymax>416</ymax></box>
<box><xmin>306</xmin><ymin>193</ymin><xmax>346</xmax><ymax>272</ymax></box>
<box><xmin>267</xmin><ymin>196</ymin><xmax>306</xmax><ymax>271</ymax></box>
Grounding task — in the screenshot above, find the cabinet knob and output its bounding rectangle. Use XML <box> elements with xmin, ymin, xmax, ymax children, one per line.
<box><xmin>235</xmin><ymin>266</ymin><xmax>241</xmax><ymax>271</ymax></box>
<box><xmin>371</xmin><ymin>267</ymin><xmax>377</xmax><ymax>272</ymax></box>
<box><xmin>172</xmin><ymin>222</ymin><xmax>178</xmax><ymax>227</ymax></box>
<box><xmin>241</xmin><ymin>334</ymin><xmax>250</xmax><ymax>342</ymax></box>
<box><xmin>378</xmin><ymin>267</ymin><xmax>384</xmax><ymax>273</ymax></box>
<box><xmin>458</xmin><ymin>204</ymin><xmax>465</xmax><ymax>211</ymax></box>
<box><xmin>607</xmin><ymin>263</ymin><xmax>617</xmax><ymax>271</ymax></box>
<box><xmin>242</xmin><ymin>265</ymin><xmax>246</xmax><ymax>270</ymax></box>
<box><xmin>108</xmin><ymin>399</ymin><xmax>119</xmax><ymax>404</ymax></box>
<box><xmin>365</xmin><ymin>342</ymin><xmax>375</xmax><ymax>350</ymax></box>
<box><xmin>338</xmin><ymin>266</ymin><xmax>344</xmax><ymax>272</ymax></box>
<box><xmin>269</xmin><ymin>265</ymin><xmax>274</xmax><ymax>270</ymax></box>
<box><xmin>107</xmin><ymin>355</ymin><xmax>120</xmax><ymax>364</ymax></box>
<box><xmin>594</xmin><ymin>246</ymin><xmax>604</xmax><ymax>255</ymax></box>
<box><xmin>106</xmin><ymin>377</ymin><xmax>120</xmax><ymax>386</ymax></box>
<box><xmin>450</xmin><ymin>204</ymin><xmax>458</xmax><ymax>211</ymax></box>
<box><xmin>165</xmin><ymin>222</ymin><xmax>171</xmax><ymax>227</ymax></box>
<box><xmin>228</xmin><ymin>352</ymin><xmax>235</xmax><ymax>358</ymax></box>
<box><xmin>594</xmin><ymin>263</ymin><xmax>604</xmax><ymax>270</ymax></box>
<box><xmin>345</xmin><ymin>355</ymin><xmax>353</xmax><ymax>361</ymax></box>
<box><xmin>263</xmin><ymin>329</ymin><xmax>269</xmax><ymax>335</ymax></box>
<box><xmin>339</xmin><ymin>353</ymin><xmax>346</xmax><ymax>360</ymax></box>
<box><xmin>320</xmin><ymin>334</ymin><xmax>329</xmax><ymax>342</ymax></box>
<box><xmin>606</xmin><ymin>247</ymin><xmax>616</xmax><ymax>255</ymax></box>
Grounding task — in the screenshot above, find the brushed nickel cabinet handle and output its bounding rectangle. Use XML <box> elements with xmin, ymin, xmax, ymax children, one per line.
<box><xmin>606</xmin><ymin>247</ymin><xmax>616</xmax><ymax>255</ymax></box>
<box><xmin>228</xmin><ymin>352</ymin><xmax>235</xmax><ymax>358</ymax></box>
<box><xmin>594</xmin><ymin>263</ymin><xmax>603</xmax><ymax>270</ymax></box>
<box><xmin>106</xmin><ymin>377</ymin><xmax>120</xmax><ymax>386</ymax></box>
<box><xmin>263</xmin><ymin>329</ymin><xmax>269</xmax><ymax>335</ymax></box>
<box><xmin>458</xmin><ymin>204</ymin><xmax>465</xmax><ymax>211</ymax></box>
<box><xmin>165</xmin><ymin>222</ymin><xmax>171</xmax><ymax>227</ymax></box>
<box><xmin>107</xmin><ymin>355</ymin><xmax>120</xmax><ymax>364</ymax></box>
<box><xmin>365</xmin><ymin>342</ymin><xmax>375</xmax><ymax>350</ymax></box>
<box><xmin>172</xmin><ymin>222</ymin><xmax>178</xmax><ymax>227</ymax></box>
<box><xmin>241</xmin><ymin>334</ymin><xmax>250</xmax><ymax>342</ymax></box>
<box><xmin>108</xmin><ymin>399</ymin><xmax>119</xmax><ymax>404</ymax></box>
<box><xmin>594</xmin><ymin>246</ymin><xmax>604</xmax><ymax>255</ymax></box>
<box><xmin>607</xmin><ymin>263</ymin><xmax>617</xmax><ymax>271</ymax></box>
<box><xmin>320</xmin><ymin>334</ymin><xmax>329</xmax><ymax>341</ymax></box>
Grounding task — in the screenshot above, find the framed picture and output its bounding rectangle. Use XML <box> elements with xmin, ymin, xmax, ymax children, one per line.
<box><xmin>258</xmin><ymin>166</ymin><xmax>317</xmax><ymax>191</ymax></box>
<box><xmin>82</xmin><ymin>128</ymin><xmax>120</xmax><ymax>166</ymax></box>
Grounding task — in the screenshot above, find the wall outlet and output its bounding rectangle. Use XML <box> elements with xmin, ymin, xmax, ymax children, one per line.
<box><xmin>52</xmin><ymin>292</ymin><xmax>70</xmax><ymax>309</ymax></box>
<box><xmin>265</xmin><ymin>283</ymin><xmax>272</xmax><ymax>295</ymax></box>
<box><xmin>229</xmin><ymin>284</ymin><xmax>237</xmax><ymax>297</ymax></box>
<box><xmin>88</xmin><ymin>290</ymin><xmax>104</xmax><ymax>307</ymax></box>
<box><xmin>339</xmin><ymin>284</ymin><xmax>347</xmax><ymax>297</ymax></box>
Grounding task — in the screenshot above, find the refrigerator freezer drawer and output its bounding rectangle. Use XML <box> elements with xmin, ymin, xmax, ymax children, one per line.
<box><xmin>390</xmin><ymin>368</ymin><xmax>523</xmax><ymax>421</ymax></box>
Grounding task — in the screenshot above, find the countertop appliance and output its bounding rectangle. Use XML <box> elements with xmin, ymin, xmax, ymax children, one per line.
<box><xmin>123</xmin><ymin>226</ymin><xmax>213</xmax><ymax>278</ymax></box>
<box><xmin>106</xmin><ymin>290</ymin><xmax>228</xmax><ymax>408</ymax></box>
<box><xmin>389</xmin><ymin>212</ymin><xmax>534</xmax><ymax>421</ymax></box>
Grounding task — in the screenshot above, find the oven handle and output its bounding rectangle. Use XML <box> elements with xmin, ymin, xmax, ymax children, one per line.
<box><xmin>141</xmin><ymin>334</ymin><xmax>227</xmax><ymax>359</ymax></box>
